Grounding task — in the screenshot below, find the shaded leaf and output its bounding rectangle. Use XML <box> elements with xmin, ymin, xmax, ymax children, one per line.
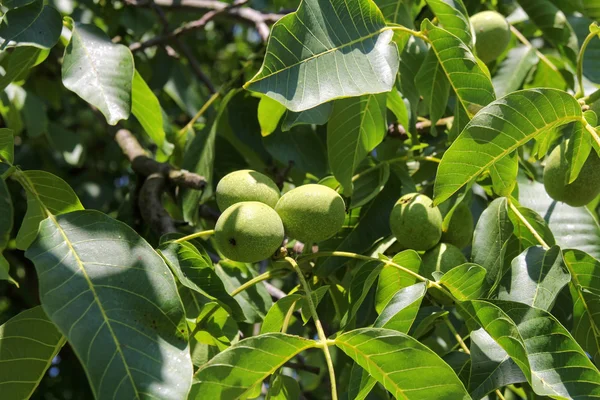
<box><xmin>343</xmin><ymin>261</ymin><xmax>383</xmax><ymax>327</ymax></box>
<box><xmin>507</xmin><ymin>204</ymin><xmax>556</xmax><ymax>251</ymax></box>
<box><xmin>0</xmin><ymin>0</ymin><xmax>61</xmax><ymax>49</ymax></box>
<box><xmin>0</xmin><ymin>128</ymin><xmax>13</xmax><ymax>163</ymax></box>
<box><xmin>566</xmin><ymin>114</ymin><xmax>596</xmax><ymax>184</ymax></box>
<box><xmin>301</xmin><ymin>285</ymin><xmax>330</xmax><ymax>324</ymax></box>
<box><xmin>350</xmin><ymin>162</ymin><xmax>390</xmax><ymax>209</ymax></box>
<box><xmin>490</xmin><ymin>152</ymin><xmax>518</xmax><ymax>197</ymax></box>
<box><xmin>434</xmin><ymin>89</ymin><xmax>582</xmax><ymax>205</ymax></box>
<box><xmin>25</xmin><ymin>210</ymin><xmax>192</xmax><ymax>399</ymax></box>
<box><xmin>439</xmin><ymin>263</ymin><xmax>487</xmax><ymax>301</ymax></box>
<box><xmin>493</xmin><ymin>45</ymin><xmax>539</xmax><ymax>98</ymax></box>
<box><xmin>190</xmin><ymin>333</ymin><xmax>317</xmax><ymax>399</ymax></box>
<box><xmin>261</xmin><ymin>294</ymin><xmax>303</xmax><ymax>334</ymax></box>
<box><xmin>335</xmin><ymin>328</ymin><xmax>470</xmax><ymax>399</ymax></box>
<box><xmin>14</xmin><ymin>170</ymin><xmax>84</xmax><ymax>250</ymax></box>
<box><xmin>348</xmin><ymin>362</ymin><xmax>377</xmax><ymax>400</ymax></box>
<box><xmin>327</xmin><ymin>94</ymin><xmax>386</xmax><ymax>195</ymax></box>
<box><xmin>374</xmin><ymin>282</ymin><xmax>426</xmax><ymax>332</ymax></box>
<box><xmin>0</xmin><ymin>306</ymin><xmax>65</xmax><ymax>400</ymax></box>
<box><xmin>0</xmin><ymin>47</ymin><xmax>44</xmax><ymax>92</ymax></box>
<box><xmin>415</xmin><ymin>51</ymin><xmax>450</xmax><ymax>135</ymax></box>
<box><xmin>244</xmin><ymin>0</ymin><xmax>399</xmax><ymax>112</ymax></box>
<box><xmin>62</xmin><ymin>23</ymin><xmax>134</xmax><ymax>125</ymax></box>
<box><xmin>281</xmin><ymin>102</ymin><xmax>332</xmax><ymax>131</ymax></box>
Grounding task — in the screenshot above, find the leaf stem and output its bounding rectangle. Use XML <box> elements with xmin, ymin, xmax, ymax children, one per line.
<box><xmin>387</xmin><ymin>25</ymin><xmax>430</xmax><ymax>42</ymax></box>
<box><xmin>510</xmin><ymin>25</ymin><xmax>559</xmax><ymax>74</ymax></box>
<box><xmin>507</xmin><ymin>199</ymin><xmax>549</xmax><ymax>250</ymax></box>
<box><xmin>285</xmin><ymin>257</ymin><xmax>338</xmax><ymax>400</ymax></box>
<box><xmin>584</xmin><ymin>123</ymin><xmax>600</xmax><ymax>150</ymax></box>
<box><xmin>1</xmin><ymin>165</ymin><xmax>16</xmax><ymax>180</ymax></box>
<box><xmin>297</xmin><ymin>251</ymin><xmax>454</xmax><ymax>298</ymax></box>
<box><xmin>230</xmin><ymin>269</ymin><xmax>285</xmax><ymax>297</ymax></box>
<box><xmin>576</xmin><ymin>30</ymin><xmax>598</xmax><ymax>98</ymax></box>
<box><xmin>177</xmin><ymin>91</ymin><xmax>221</xmax><ymax>139</ymax></box>
<box><xmin>350</xmin><ymin>155</ymin><xmax>441</xmax><ymax>182</ymax></box>
<box><xmin>173</xmin><ymin>229</ymin><xmax>215</xmax><ymax>243</ymax></box>
<box><xmin>582</xmin><ymin>88</ymin><xmax>600</xmax><ymax>105</ymax></box>
<box><xmin>443</xmin><ymin>315</ymin><xmax>470</xmax><ymax>354</ymax></box>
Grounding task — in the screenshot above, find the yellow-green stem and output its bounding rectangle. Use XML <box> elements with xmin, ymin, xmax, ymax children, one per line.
<box><xmin>584</xmin><ymin>123</ymin><xmax>600</xmax><ymax>151</ymax></box>
<box><xmin>507</xmin><ymin>200</ymin><xmax>550</xmax><ymax>250</ymax></box>
<box><xmin>350</xmin><ymin>156</ymin><xmax>441</xmax><ymax>183</ymax></box>
<box><xmin>443</xmin><ymin>315</ymin><xmax>470</xmax><ymax>354</ymax></box>
<box><xmin>576</xmin><ymin>30</ymin><xmax>598</xmax><ymax>98</ymax></box>
<box><xmin>173</xmin><ymin>229</ymin><xmax>215</xmax><ymax>243</ymax></box>
<box><xmin>230</xmin><ymin>269</ymin><xmax>283</xmax><ymax>297</ymax></box>
<box><xmin>177</xmin><ymin>92</ymin><xmax>220</xmax><ymax>140</ymax></box>
<box><xmin>285</xmin><ymin>257</ymin><xmax>338</xmax><ymax>400</ymax></box>
<box><xmin>388</xmin><ymin>25</ymin><xmax>430</xmax><ymax>42</ymax></box>
<box><xmin>510</xmin><ymin>25</ymin><xmax>559</xmax><ymax>74</ymax></box>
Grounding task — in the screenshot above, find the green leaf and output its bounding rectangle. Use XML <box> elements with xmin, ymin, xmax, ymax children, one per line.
<box><xmin>399</xmin><ymin>36</ymin><xmax>428</xmax><ymax>114</ymax></box>
<box><xmin>563</xmin><ymin>249</ymin><xmax>600</xmax><ymax>364</ymax></box>
<box><xmin>425</xmin><ymin>0</ymin><xmax>472</xmax><ymax>46</ymax></box>
<box><xmin>350</xmin><ymin>162</ymin><xmax>390</xmax><ymax>209</ymax></box>
<box><xmin>0</xmin><ymin>47</ymin><xmax>44</xmax><ymax>92</ymax></box>
<box><xmin>570</xmin><ymin>15</ymin><xmax>600</xmax><ymax>83</ymax></box>
<box><xmin>22</xmin><ymin>92</ymin><xmax>47</xmax><ymax>138</ymax></box>
<box><xmin>25</xmin><ymin>210</ymin><xmax>192</xmax><ymax>399</ymax></box>
<box><xmin>439</xmin><ymin>263</ymin><xmax>487</xmax><ymax>301</ymax></box>
<box><xmin>507</xmin><ymin>204</ymin><xmax>556</xmax><ymax>251</ymax></box>
<box><xmin>434</xmin><ymin>89</ymin><xmax>582</xmax><ymax>205</ymax></box>
<box><xmin>243</xmin><ymin>0</ymin><xmax>399</xmax><ymax>112</ymax></box>
<box><xmin>301</xmin><ymin>285</ymin><xmax>330</xmax><ymax>324</ymax></box>
<box><xmin>0</xmin><ymin>306</ymin><xmax>65</xmax><ymax>400</ymax></box>
<box><xmin>386</xmin><ymin>87</ymin><xmax>409</xmax><ymax>129</ymax></box>
<box><xmin>374</xmin><ymin>282</ymin><xmax>426</xmax><ymax>332</ymax></box>
<box><xmin>269</xmin><ymin>374</ymin><xmax>301</xmax><ymax>400</ymax></box>
<box><xmin>327</xmin><ymin>94</ymin><xmax>386</xmax><ymax>195</ymax></box>
<box><xmin>468</xmin><ymin>327</ymin><xmax>526</xmax><ymax>399</ymax></box>
<box><xmin>517</xmin><ymin>0</ymin><xmax>579</xmax><ymax>64</ymax></box>
<box><xmin>459</xmin><ymin>299</ymin><xmax>600</xmax><ymax>398</ymax></box>
<box><xmin>422</xmin><ymin>20</ymin><xmax>496</xmax><ymax>118</ymax></box>
<box><xmin>14</xmin><ymin>170</ymin><xmax>84</xmax><ymax>250</ymax></box>
<box><xmin>0</xmin><ymin>179</ymin><xmax>13</xmax><ymax>280</ymax></box>
<box><xmin>215</xmin><ymin>260</ymin><xmax>273</xmax><ymax>323</ymax></box>
<box><xmin>471</xmin><ymin>197</ymin><xmax>513</xmax><ymax>290</ymax></box>
<box><xmin>566</xmin><ymin>116</ymin><xmax>596</xmax><ymax>184</ymax></box>
<box><xmin>343</xmin><ymin>261</ymin><xmax>383</xmax><ymax>327</ymax></box>
<box><xmin>0</xmin><ymin>128</ymin><xmax>13</xmax><ymax>164</ymax></box>
<box><xmin>190</xmin><ymin>333</ymin><xmax>317</xmax><ymax>399</ymax></box>
<box><xmin>261</xmin><ymin>294</ymin><xmax>303</xmax><ymax>334</ymax></box>
<box><xmin>492</xmin><ymin>45</ymin><xmax>539</xmax><ymax>98</ymax></box>
<box><xmin>498</xmin><ymin>246</ymin><xmax>570</xmax><ymax>310</ymax></box>
<box><xmin>281</xmin><ymin>102</ymin><xmax>332</xmax><ymax>131</ymax></box>
<box><xmin>2</xmin><ymin>0</ymin><xmax>37</xmax><ymax>9</ymax></box>
<box><xmin>131</xmin><ymin>70</ymin><xmax>167</xmax><ymax>151</ymax></box>
<box><xmin>375</xmin><ymin>250</ymin><xmax>422</xmax><ymax>313</ymax></box>
<box><xmin>62</xmin><ymin>23</ymin><xmax>134</xmax><ymax>125</ymax></box>
<box><xmin>348</xmin><ymin>362</ymin><xmax>377</xmax><ymax>400</ymax></box>
<box><xmin>490</xmin><ymin>151</ymin><xmax>518</xmax><ymax>197</ymax></box>
<box><xmin>415</xmin><ymin>51</ymin><xmax>450</xmax><ymax>135</ymax></box>
<box><xmin>258</xmin><ymin>95</ymin><xmax>286</xmax><ymax>137</ymax></box>
<box><xmin>46</xmin><ymin>123</ymin><xmax>84</xmax><ymax>167</ymax></box>
<box><xmin>519</xmin><ymin>178</ymin><xmax>600</xmax><ymax>259</ymax></box>
<box><xmin>192</xmin><ymin>302</ymin><xmax>238</xmax><ymax>351</ymax></box>
<box><xmin>335</xmin><ymin>328</ymin><xmax>470</xmax><ymax>399</ymax></box>
<box><xmin>158</xmin><ymin>240</ymin><xmax>244</xmax><ymax>321</ymax></box>
<box><xmin>0</xmin><ymin>0</ymin><xmax>62</xmax><ymax>49</ymax></box>
<box><xmin>374</xmin><ymin>0</ymin><xmax>415</xmax><ymax>25</ymax></box>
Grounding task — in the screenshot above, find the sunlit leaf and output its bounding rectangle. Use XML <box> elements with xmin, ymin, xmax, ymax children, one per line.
<box><xmin>261</xmin><ymin>294</ymin><xmax>303</xmax><ymax>334</ymax></box>
<box><xmin>439</xmin><ymin>263</ymin><xmax>487</xmax><ymax>301</ymax></box>
<box><xmin>374</xmin><ymin>282</ymin><xmax>426</xmax><ymax>332</ymax></box>
<box><xmin>131</xmin><ymin>70</ymin><xmax>167</xmax><ymax>152</ymax></box>
<box><xmin>425</xmin><ymin>0</ymin><xmax>472</xmax><ymax>46</ymax></box>
<box><xmin>258</xmin><ymin>95</ymin><xmax>286</xmax><ymax>137</ymax></box>
<box><xmin>490</xmin><ymin>152</ymin><xmax>518</xmax><ymax>197</ymax></box>
<box><xmin>375</xmin><ymin>250</ymin><xmax>423</xmax><ymax>312</ymax></box>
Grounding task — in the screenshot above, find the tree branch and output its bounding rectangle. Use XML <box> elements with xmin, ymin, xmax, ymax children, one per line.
<box><xmin>115</xmin><ymin>129</ymin><xmax>207</xmax><ymax>190</ymax></box>
<box><xmin>138</xmin><ymin>173</ymin><xmax>177</xmax><ymax>235</ymax></box>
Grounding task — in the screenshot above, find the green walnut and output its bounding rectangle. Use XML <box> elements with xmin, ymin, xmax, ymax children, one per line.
<box><xmin>543</xmin><ymin>143</ymin><xmax>600</xmax><ymax>207</ymax></box>
<box><xmin>389</xmin><ymin>193</ymin><xmax>442</xmax><ymax>251</ymax></box>
<box><xmin>214</xmin><ymin>201</ymin><xmax>284</xmax><ymax>263</ymax></box>
<box><xmin>471</xmin><ymin>11</ymin><xmax>511</xmax><ymax>63</ymax></box>
<box><xmin>275</xmin><ymin>184</ymin><xmax>346</xmax><ymax>243</ymax></box>
<box><xmin>216</xmin><ymin>169</ymin><xmax>280</xmax><ymax>212</ymax></box>
<box><xmin>441</xmin><ymin>202</ymin><xmax>474</xmax><ymax>249</ymax></box>
<box><xmin>422</xmin><ymin>243</ymin><xmax>468</xmax><ymax>279</ymax></box>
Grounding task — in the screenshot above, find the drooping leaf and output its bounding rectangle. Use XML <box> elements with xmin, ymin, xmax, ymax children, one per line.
<box><xmin>471</xmin><ymin>197</ymin><xmax>513</xmax><ymax>290</ymax></box>
<box><xmin>425</xmin><ymin>0</ymin><xmax>472</xmax><ymax>46</ymax></box>
<box><xmin>14</xmin><ymin>170</ymin><xmax>84</xmax><ymax>250</ymax></box>
<box><xmin>399</xmin><ymin>36</ymin><xmax>428</xmax><ymax>115</ymax></box>
<box><xmin>434</xmin><ymin>89</ymin><xmax>582</xmax><ymax>204</ymax></box>
<box><xmin>335</xmin><ymin>328</ymin><xmax>471</xmax><ymax>399</ymax></box>
<box><xmin>261</xmin><ymin>294</ymin><xmax>303</xmax><ymax>334</ymax></box>
<box><xmin>158</xmin><ymin>240</ymin><xmax>244</xmax><ymax>321</ymax></box>
<box><xmin>415</xmin><ymin>51</ymin><xmax>450</xmax><ymax>135</ymax></box>
<box><xmin>243</xmin><ymin>0</ymin><xmax>399</xmax><ymax>112</ymax></box>
<box><xmin>459</xmin><ymin>299</ymin><xmax>600</xmax><ymax>398</ymax></box>
<box><xmin>190</xmin><ymin>333</ymin><xmax>317</xmax><ymax>399</ymax></box>
<box><xmin>386</xmin><ymin>86</ymin><xmax>409</xmax><ymax>129</ymax></box>
<box><xmin>281</xmin><ymin>102</ymin><xmax>333</xmax><ymax>131</ymax></box>
<box><xmin>497</xmin><ymin>246</ymin><xmax>570</xmax><ymax>310</ymax></box>
<box><xmin>327</xmin><ymin>94</ymin><xmax>386</xmax><ymax>195</ymax></box>
<box><xmin>439</xmin><ymin>263</ymin><xmax>487</xmax><ymax>301</ymax></box>
<box><xmin>0</xmin><ymin>306</ymin><xmax>65</xmax><ymax>400</ymax></box>
<box><xmin>0</xmin><ymin>128</ymin><xmax>13</xmax><ymax>163</ymax></box>
<box><xmin>563</xmin><ymin>249</ymin><xmax>600</xmax><ymax>364</ymax></box>
<box><xmin>0</xmin><ymin>0</ymin><xmax>62</xmax><ymax>49</ymax></box>
<box><xmin>507</xmin><ymin>204</ymin><xmax>556</xmax><ymax>251</ymax></box>
<box><xmin>25</xmin><ymin>210</ymin><xmax>192</xmax><ymax>399</ymax></box>
<box><xmin>375</xmin><ymin>250</ymin><xmax>423</xmax><ymax>312</ymax></box>
<box><xmin>62</xmin><ymin>23</ymin><xmax>134</xmax><ymax>125</ymax></box>
<box><xmin>519</xmin><ymin>178</ymin><xmax>600</xmax><ymax>259</ymax></box>
<box><xmin>215</xmin><ymin>260</ymin><xmax>273</xmax><ymax>323</ymax></box>
<box><xmin>492</xmin><ymin>45</ymin><xmax>539</xmax><ymax>98</ymax></box>
<box><xmin>374</xmin><ymin>282</ymin><xmax>426</xmax><ymax>332</ymax></box>
<box><xmin>422</xmin><ymin>20</ymin><xmax>496</xmax><ymax>118</ymax></box>
<box><xmin>131</xmin><ymin>70</ymin><xmax>167</xmax><ymax>152</ymax></box>
<box><xmin>468</xmin><ymin>328</ymin><xmax>526</xmax><ymax>399</ymax></box>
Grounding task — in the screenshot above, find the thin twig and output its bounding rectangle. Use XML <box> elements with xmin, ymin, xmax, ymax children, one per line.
<box><xmin>510</xmin><ymin>25</ymin><xmax>560</xmax><ymax>73</ymax></box>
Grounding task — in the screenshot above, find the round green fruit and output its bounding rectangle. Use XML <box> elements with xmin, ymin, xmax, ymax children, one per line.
<box><xmin>422</xmin><ymin>243</ymin><xmax>467</xmax><ymax>279</ymax></box>
<box><xmin>543</xmin><ymin>143</ymin><xmax>600</xmax><ymax>207</ymax></box>
<box><xmin>471</xmin><ymin>11</ymin><xmax>511</xmax><ymax>63</ymax></box>
<box><xmin>441</xmin><ymin>202</ymin><xmax>474</xmax><ymax>249</ymax></box>
<box><xmin>389</xmin><ymin>193</ymin><xmax>442</xmax><ymax>251</ymax></box>
<box><xmin>275</xmin><ymin>184</ymin><xmax>346</xmax><ymax>243</ymax></box>
<box><xmin>214</xmin><ymin>201</ymin><xmax>284</xmax><ymax>263</ymax></box>
<box><xmin>216</xmin><ymin>169</ymin><xmax>280</xmax><ymax>212</ymax></box>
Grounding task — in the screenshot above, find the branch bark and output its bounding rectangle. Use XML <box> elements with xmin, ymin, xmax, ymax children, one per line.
<box><xmin>138</xmin><ymin>173</ymin><xmax>177</xmax><ymax>235</ymax></box>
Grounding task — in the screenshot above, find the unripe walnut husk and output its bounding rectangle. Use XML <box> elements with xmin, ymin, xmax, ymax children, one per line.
<box><xmin>471</xmin><ymin>11</ymin><xmax>511</xmax><ymax>63</ymax></box>
<box><xmin>216</xmin><ymin>169</ymin><xmax>280</xmax><ymax>212</ymax></box>
<box><xmin>389</xmin><ymin>193</ymin><xmax>442</xmax><ymax>251</ymax></box>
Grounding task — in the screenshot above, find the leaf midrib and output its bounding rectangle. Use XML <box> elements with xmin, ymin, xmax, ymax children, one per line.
<box><xmin>18</xmin><ymin>172</ymin><xmax>140</xmax><ymax>399</ymax></box>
